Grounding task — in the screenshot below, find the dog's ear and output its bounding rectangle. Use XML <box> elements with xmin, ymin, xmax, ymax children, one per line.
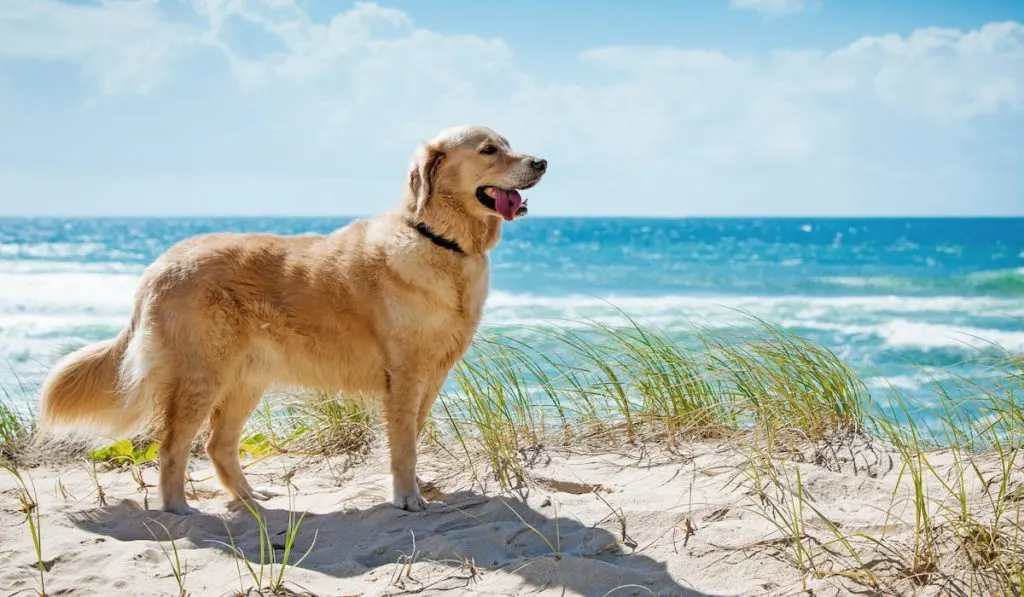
<box><xmin>408</xmin><ymin>143</ymin><xmax>445</xmax><ymax>216</ymax></box>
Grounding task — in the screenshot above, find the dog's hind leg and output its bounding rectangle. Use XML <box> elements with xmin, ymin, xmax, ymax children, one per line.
<box><xmin>205</xmin><ymin>383</ymin><xmax>273</xmax><ymax>502</ymax></box>
<box><xmin>156</xmin><ymin>373</ymin><xmax>220</xmax><ymax>515</ymax></box>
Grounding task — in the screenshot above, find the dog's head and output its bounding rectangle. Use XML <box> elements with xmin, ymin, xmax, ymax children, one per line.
<box><xmin>407</xmin><ymin>125</ymin><xmax>547</xmax><ymax>223</ymax></box>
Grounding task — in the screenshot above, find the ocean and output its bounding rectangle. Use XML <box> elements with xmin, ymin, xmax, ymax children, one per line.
<box><xmin>1</xmin><ymin>217</ymin><xmax>1022</xmax><ymax>426</ymax></box>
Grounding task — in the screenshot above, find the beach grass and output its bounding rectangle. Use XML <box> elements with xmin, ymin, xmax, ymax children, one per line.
<box><xmin>1</xmin><ymin>383</ymin><xmax>37</xmax><ymax>464</ymax></box>
<box><xmin>2</xmin><ymin>314</ymin><xmax>1022</xmax><ymax>595</ymax></box>
<box><xmin>3</xmin><ymin>463</ymin><xmax>47</xmax><ymax>596</ymax></box>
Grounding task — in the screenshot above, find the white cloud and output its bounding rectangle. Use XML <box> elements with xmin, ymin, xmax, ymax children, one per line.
<box><xmin>843</xmin><ymin>23</ymin><xmax>1024</xmax><ymax>119</ymax></box>
<box><xmin>729</xmin><ymin>0</ymin><xmax>819</xmax><ymax>17</ymax></box>
<box><xmin>1</xmin><ymin>1</ymin><xmax>1022</xmax><ymax>215</ymax></box>
<box><xmin>0</xmin><ymin>0</ymin><xmax>201</xmax><ymax>94</ymax></box>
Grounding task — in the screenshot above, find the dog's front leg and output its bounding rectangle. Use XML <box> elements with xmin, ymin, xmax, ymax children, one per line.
<box><xmin>383</xmin><ymin>373</ymin><xmax>429</xmax><ymax>511</ymax></box>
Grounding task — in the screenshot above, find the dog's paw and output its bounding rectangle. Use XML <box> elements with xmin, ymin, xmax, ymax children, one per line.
<box><xmin>248</xmin><ymin>487</ymin><xmax>282</xmax><ymax>501</ymax></box>
<box><xmin>164</xmin><ymin>503</ymin><xmax>201</xmax><ymax>516</ymax></box>
<box><xmin>392</xmin><ymin>491</ymin><xmax>429</xmax><ymax>512</ymax></box>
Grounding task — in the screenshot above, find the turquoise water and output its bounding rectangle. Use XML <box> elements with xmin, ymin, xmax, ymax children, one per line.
<box><xmin>1</xmin><ymin>217</ymin><xmax>1022</xmax><ymax>424</ymax></box>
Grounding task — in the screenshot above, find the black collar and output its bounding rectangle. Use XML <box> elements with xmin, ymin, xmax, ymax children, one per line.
<box><xmin>407</xmin><ymin>219</ymin><xmax>464</xmax><ymax>255</ymax></box>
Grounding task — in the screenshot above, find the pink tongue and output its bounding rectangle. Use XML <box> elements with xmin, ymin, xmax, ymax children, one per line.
<box><xmin>486</xmin><ymin>188</ymin><xmax>523</xmax><ymax>221</ymax></box>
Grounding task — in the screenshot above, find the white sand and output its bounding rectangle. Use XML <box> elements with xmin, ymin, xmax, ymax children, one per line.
<box><xmin>1</xmin><ymin>438</ymin><xmax>1017</xmax><ymax>596</ymax></box>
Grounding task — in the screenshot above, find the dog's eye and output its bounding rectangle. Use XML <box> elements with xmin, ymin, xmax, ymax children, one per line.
<box><xmin>480</xmin><ymin>145</ymin><xmax>497</xmax><ymax>155</ymax></box>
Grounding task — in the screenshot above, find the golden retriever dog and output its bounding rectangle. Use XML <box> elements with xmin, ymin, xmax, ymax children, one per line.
<box><xmin>37</xmin><ymin>125</ymin><xmax>547</xmax><ymax>515</ymax></box>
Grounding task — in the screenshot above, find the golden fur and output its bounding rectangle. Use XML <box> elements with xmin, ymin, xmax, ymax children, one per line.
<box><xmin>37</xmin><ymin>125</ymin><xmax>547</xmax><ymax>514</ymax></box>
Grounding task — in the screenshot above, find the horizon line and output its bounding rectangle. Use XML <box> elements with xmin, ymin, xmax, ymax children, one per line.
<box><xmin>3</xmin><ymin>214</ymin><xmax>1024</xmax><ymax>220</ymax></box>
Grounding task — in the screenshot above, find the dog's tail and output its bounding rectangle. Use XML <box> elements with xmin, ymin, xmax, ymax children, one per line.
<box><xmin>38</xmin><ymin>322</ymin><xmax>148</xmax><ymax>440</ymax></box>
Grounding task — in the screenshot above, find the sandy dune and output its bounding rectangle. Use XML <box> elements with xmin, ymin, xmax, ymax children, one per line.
<box><xmin>1</xmin><ymin>437</ymin><xmax>1012</xmax><ymax>597</ymax></box>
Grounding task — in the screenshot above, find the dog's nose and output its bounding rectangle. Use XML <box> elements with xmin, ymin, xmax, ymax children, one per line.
<box><xmin>530</xmin><ymin>159</ymin><xmax>547</xmax><ymax>172</ymax></box>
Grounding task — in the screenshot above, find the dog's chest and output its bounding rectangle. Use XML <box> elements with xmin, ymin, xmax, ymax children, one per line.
<box><xmin>382</xmin><ymin>257</ymin><xmax>487</xmax><ymax>371</ymax></box>
<box><xmin>459</xmin><ymin>263</ymin><xmax>490</xmax><ymax>324</ymax></box>
<box><xmin>387</xmin><ymin>254</ymin><xmax>489</xmax><ymax>326</ymax></box>
<box><xmin>431</xmin><ymin>259</ymin><xmax>489</xmax><ymax>324</ymax></box>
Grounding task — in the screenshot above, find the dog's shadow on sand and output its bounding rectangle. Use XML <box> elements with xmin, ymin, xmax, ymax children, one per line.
<box><xmin>69</xmin><ymin>489</ymin><xmax>721</xmax><ymax>597</ymax></box>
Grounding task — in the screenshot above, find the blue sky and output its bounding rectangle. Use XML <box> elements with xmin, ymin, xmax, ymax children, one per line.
<box><xmin>1</xmin><ymin>0</ymin><xmax>1022</xmax><ymax>216</ymax></box>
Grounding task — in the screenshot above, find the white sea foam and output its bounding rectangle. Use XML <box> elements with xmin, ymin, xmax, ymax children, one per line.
<box><xmin>0</xmin><ymin>242</ymin><xmax>107</xmax><ymax>259</ymax></box>
<box><xmin>483</xmin><ymin>291</ymin><xmax>1024</xmax><ymax>327</ymax></box>
<box><xmin>875</xmin><ymin>320</ymin><xmax>1024</xmax><ymax>352</ymax></box>
<box><xmin>3</xmin><ymin>274</ymin><xmax>1021</xmax><ymax>355</ymax></box>
<box><xmin>865</xmin><ymin>375</ymin><xmax>931</xmax><ymax>392</ymax></box>
<box><xmin>0</xmin><ymin>266</ymin><xmax>138</xmax><ymax>391</ymax></box>
<box><xmin>820</xmin><ymin>267</ymin><xmax>1024</xmax><ymax>293</ymax></box>
<box><xmin>484</xmin><ymin>291</ymin><xmax>1022</xmax><ymax>315</ymax></box>
<box><xmin>482</xmin><ymin>292</ymin><xmax>1024</xmax><ymax>354</ymax></box>
<box><xmin>2</xmin><ymin>269</ymin><xmax>1022</xmax><ymax>400</ymax></box>
<box><xmin>0</xmin><ymin>259</ymin><xmax>146</xmax><ymax>275</ymax></box>
<box><xmin>0</xmin><ymin>271</ymin><xmax>138</xmax><ymax>315</ymax></box>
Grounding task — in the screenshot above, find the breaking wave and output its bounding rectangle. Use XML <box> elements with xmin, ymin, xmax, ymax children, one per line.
<box><xmin>818</xmin><ymin>268</ymin><xmax>1024</xmax><ymax>296</ymax></box>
